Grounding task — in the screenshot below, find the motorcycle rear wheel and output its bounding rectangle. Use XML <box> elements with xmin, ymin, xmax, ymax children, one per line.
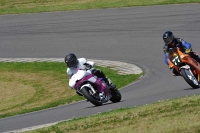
<box><xmin>180</xmin><ymin>68</ymin><xmax>199</xmax><ymax>89</ymax></box>
<box><xmin>81</xmin><ymin>87</ymin><xmax>103</xmax><ymax>106</ymax></box>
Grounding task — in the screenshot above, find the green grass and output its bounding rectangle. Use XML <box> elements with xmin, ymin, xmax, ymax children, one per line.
<box><xmin>0</xmin><ymin>62</ymin><xmax>142</xmax><ymax>118</ymax></box>
<box><xmin>0</xmin><ymin>0</ymin><xmax>200</xmax><ymax>15</ymax></box>
<box><xmin>24</xmin><ymin>94</ymin><xmax>200</xmax><ymax>133</ymax></box>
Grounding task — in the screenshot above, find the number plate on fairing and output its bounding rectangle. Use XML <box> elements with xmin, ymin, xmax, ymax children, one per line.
<box><xmin>171</xmin><ymin>55</ymin><xmax>181</xmax><ymax>66</ymax></box>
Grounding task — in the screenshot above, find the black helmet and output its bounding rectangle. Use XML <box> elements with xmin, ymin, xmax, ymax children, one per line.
<box><xmin>163</xmin><ymin>31</ymin><xmax>175</xmax><ymax>45</ymax></box>
<box><xmin>65</xmin><ymin>53</ymin><xmax>78</xmax><ymax>68</ymax></box>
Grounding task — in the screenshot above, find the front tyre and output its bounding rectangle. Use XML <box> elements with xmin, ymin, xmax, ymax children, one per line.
<box><xmin>110</xmin><ymin>88</ymin><xmax>121</xmax><ymax>103</ymax></box>
<box><xmin>81</xmin><ymin>87</ymin><xmax>102</xmax><ymax>106</ymax></box>
<box><xmin>180</xmin><ymin>68</ymin><xmax>199</xmax><ymax>89</ymax></box>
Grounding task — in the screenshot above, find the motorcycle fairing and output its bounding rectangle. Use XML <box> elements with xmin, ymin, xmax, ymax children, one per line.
<box><xmin>74</xmin><ymin>74</ymin><xmax>95</xmax><ymax>89</ymax></box>
<box><xmin>168</xmin><ymin>48</ymin><xmax>182</xmax><ymax>66</ymax></box>
<box><xmin>168</xmin><ymin>47</ymin><xmax>200</xmax><ymax>83</ymax></box>
<box><xmin>69</xmin><ymin>70</ymin><xmax>92</xmax><ymax>88</ymax></box>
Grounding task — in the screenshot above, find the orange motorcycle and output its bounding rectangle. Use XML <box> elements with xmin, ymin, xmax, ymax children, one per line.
<box><xmin>168</xmin><ymin>47</ymin><xmax>200</xmax><ymax>89</ymax></box>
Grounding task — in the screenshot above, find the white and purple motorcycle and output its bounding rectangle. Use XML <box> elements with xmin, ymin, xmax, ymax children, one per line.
<box><xmin>69</xmin><ymin>69</ymin><xmax>121</xmax><ymax>106</ymax></box>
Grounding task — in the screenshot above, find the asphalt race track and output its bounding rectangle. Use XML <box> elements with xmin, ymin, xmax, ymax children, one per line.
<box><xmin>0</xmin><ymin>3</ymin><xmax>200</xmax><ymax>132</ymax></box>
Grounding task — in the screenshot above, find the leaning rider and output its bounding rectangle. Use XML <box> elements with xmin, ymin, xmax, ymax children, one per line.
<box><xmin>162</xmin><ymin>31</ymin><xmax>200</xmax><ymax>76</ymax></box>
<box><xmin>64</xmin><ymin>53</ymin><xmax>115</xmax><ymax>99</ymax></box>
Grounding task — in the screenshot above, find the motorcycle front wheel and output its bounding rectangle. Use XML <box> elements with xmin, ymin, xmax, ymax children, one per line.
<box><xmin>180</xmin><ymin>68</ymin><xmax>199</xmax><ymax>89</ymax></box>
<box><xmin>110</xmin><ymin>88</ymin><xmax>121</xmax><ymax>103</ymax></box>
<box><xmin>81</xmin><ymin>87</ymin><xmax>103</xmax><ymax>106</ymax></box>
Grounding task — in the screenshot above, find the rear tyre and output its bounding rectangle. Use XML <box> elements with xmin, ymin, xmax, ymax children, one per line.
<box><xmin>180</xmin><ymin>68</ymin><xmax>199</xmax><ymax>89</ymax></box>
<box><xmin>81</xmin><ymin>87</ymin><xmax>102</xmax><ymax>106</ymax></box>
<box><xmin>110</xmin><ymin>88</ymin><xmax>121</xmax><ymax>103</ymax></box>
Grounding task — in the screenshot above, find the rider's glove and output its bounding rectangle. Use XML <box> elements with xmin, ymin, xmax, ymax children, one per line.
<box><xmin>84</xmin><ymin>63</ymin><xmax>92</xmax><ymax>70</ymax></box>
<box><xmin>168</xmin><ymin>65</ymin><xmax>172</xmax><ymax>69</ymax></box>
<box><xmin>185</xmin><ymin>48</ymin><xmax>192</xmax><ymax>54</ymax></box>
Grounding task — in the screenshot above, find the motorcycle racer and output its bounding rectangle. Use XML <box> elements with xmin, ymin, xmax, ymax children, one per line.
<box><xmin>64</xmin><ymin>53</ymin><xmax>115</xmax><ymax>100</ymax></box>
<box><xmin>163</xmin><ymin>31</ymin><xmax>200</xmax><ymax>76</ymax></box>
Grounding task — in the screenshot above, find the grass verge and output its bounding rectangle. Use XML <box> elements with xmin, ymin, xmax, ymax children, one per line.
<box><xmin>24</xmin><ymin>94</ymin><xmax>200</xmax><ymax>133</ymax></box>
<box><xmin>0</xmin><ymin>62</ymin><xmax>142</xmax><ymax>118</ymax></box>
<box><xmin>0</xmin><ymin>0</ymin><xmax>200</xmax><ymax>15</ymax></box>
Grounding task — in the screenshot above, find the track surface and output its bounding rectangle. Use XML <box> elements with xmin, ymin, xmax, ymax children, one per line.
<box><xmin>0</xmin><ymin>4</ymin><xmax>200</xmax><ymax>132</ymax></box>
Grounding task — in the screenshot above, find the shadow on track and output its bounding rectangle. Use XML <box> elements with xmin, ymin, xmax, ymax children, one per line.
<box><xmin>85</xmin><ymin>100</ymin><xmax>125</xmax><ymax>108</ymax></box>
